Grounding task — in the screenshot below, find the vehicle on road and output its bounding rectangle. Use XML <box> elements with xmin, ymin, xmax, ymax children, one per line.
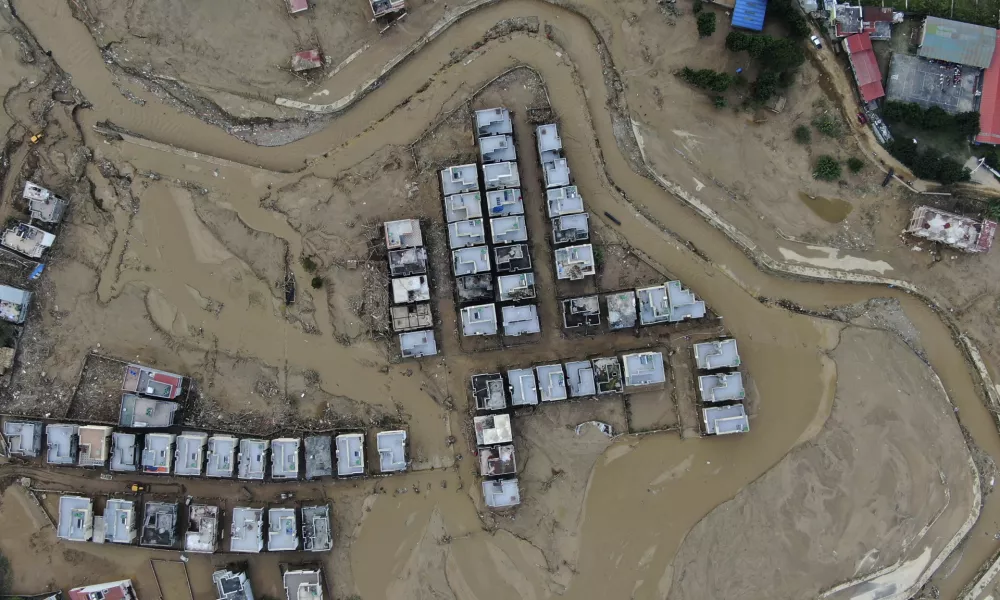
<box><xmin>810</xmin><ymin>35</ymin><xmax>822</xmax><ymax>49</ymax></box>
<box><xmin>129</xmin><ymin>483</ymin><xmax>148</xmax><ymax>492</ymax></box>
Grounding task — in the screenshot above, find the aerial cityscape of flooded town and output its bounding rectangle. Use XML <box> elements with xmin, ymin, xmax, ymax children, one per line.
<box><xmin>6</xmin><ymin>0</ymin><xmax>1000</xmax><ymax>598</ymax></box>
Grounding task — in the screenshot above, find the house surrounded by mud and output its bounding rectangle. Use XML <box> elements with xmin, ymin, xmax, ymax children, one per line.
<box><xmin>102</xmin><ymin>499</ymin><xmax>136</xmax><ymax>545</ymax></box>
<box><xmin>206</xmin><ymin>435</ymin><xmax>237</xmax><ymax>478</ymax></box>
<box><xmin>238</xmin><ymin>439</ymin><xmax>269</xmax><ymax>480</ymax></box>
<box><xmin>377</xmin><ymin>430</ymin><xmax>408</xmax><ymax>473</ymax></box>
<box><xmin>507</xmin><ymin>368</ymin><xmax>538</xmax><ymax>406</ymax></box>
<box><xmin>336</xmin><ymin>433</ymin><xmax>365</xmax><ymax>476</ymax></box>
<box><xmin>230</xmin><ymin>506</ymin><xmax>264</xmax><ymax>553</ymax></box>
<box><xmin>3</xmin><ymin>420</ymin><xmax>42</xmax><ymax>457</ymax></box>
<box><xmin>57</xmin><ymin>496</ymin><xmax>94</xmax><ymax>542</ymax></box>
<box><xmin>304</xmin><ymin>435</ymin><xmax>333</xmax><ymax>479</ymax></box>
<box><xmin>110</xmin><ymin>432</ymin><xmax>139</xmax><ymax>472</ymax></box>
<box><xmin>268</xmin><ymin>508</ymin><xmax>299</xmax><ymax>552</ymax></box>
<box><xmin>693</xmin><ymin>339</ymin><xmax>741</xmax><ymax>370</ymax></box>
<box><xmin>1</xmin><ymin>222</ymin><xmax>55</xmax><ymax>259</ymax></box>
<box><xmin>23</xmin><ymin>181</ymin><xmax>68</xmax><ymax>224</ymax></box>
<box><xmin>0</xmin><ymin>284</ymin><xmax>31</xmax><ymax>324</ymax></box>
<box><xmin>302</xmin><ymin>505</ymin><xmax>333</xmax><ymax>552</ymax></box>
<box><xmin>185</xmin><ymin>504</ymin><xmax>219</xmax><ymax>553</ymax></box>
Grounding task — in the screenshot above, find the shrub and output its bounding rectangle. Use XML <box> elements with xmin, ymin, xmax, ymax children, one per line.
<box><xmin>814</xmin><ymin>155</ymin><xmax>842</xmax><ymax>181</ymax></box>
<box><xmin>846</xmin><ymin>157</ymin><xmax>865</xmax><ymax>173</ymax></box>
<box><xmin>794</xmin><ymin>125</ymin><xmax>811</xmax><ymax>144</ymax></box>
<box><xmin>768</xmin><ymin>0</ymin><xmax>810</xmax><ymax>38</ymax></box>
<box><xmin>697</xmin><ymin>12</ymin><xmax>716</xmax><ymax>37</ymax></box>
<box><xmin>300</xmin><ymin>255</ymin><xmax>318</xmax><ymax>272</ymax></box>
<box><xmin>714</xmin><ymin>95</ymin><xmax>727</xmax><ymax>108</ymax></box>
<box><xmin>693</xmin><ymin>0</ymin><xmax>704</xmax><ymax>13</ymax></box>
<box><xmin>679</xmin><ymin>67</ymin><xmax>735</xmax><ymax>93</ymax></box>
<box><xmin>812</xmin><ymin>113</ymin><xmax>843</xmax><ymax>138</ymax></box>
<box><xmin>882</xmin><ymin>100</ymin><xmax>981</xmax><ymax>140</ymax></box>
<box><xmin>725</xmin><ymin>32</ymin><xmax>804</xmax><ymax>71</ymax></box>
<box><xmin>885</xmin><ymin>138</ymin><xmax>971</xmax><ymax>184</ymax></box>
<box><xmin>753</xmin><ymin>71</ymin><xmax>780</xmax><ymax>102</ymax></box>
<box><xmin>310</xmin><ymin>276</ymin><xmax>324</xmax><ymax>289</ymax></box>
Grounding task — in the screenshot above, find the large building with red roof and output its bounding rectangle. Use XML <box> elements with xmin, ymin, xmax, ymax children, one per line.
<box><xmin>843</xmin><ymin>33</ymin><xmax>886</xmax><ymax>104</ymax></box>
<box><xmin>977</xmin><ymin>38</ymin><xmax>1000</xmax><ymax>144</ymax></box>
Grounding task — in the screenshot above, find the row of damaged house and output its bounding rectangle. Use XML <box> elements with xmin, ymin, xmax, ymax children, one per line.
<box><xmin>384</xmin><ymin>218</ymin><xmax>438</xmax><ymax>357</ymax></box>
<box><xmin>56</xmin><ymin>494</ymin><xmax>334</xmax><ymax>554</ymax></box>
<box><xmin>694</xmin><ymin>338</ymin><xmax>751</xmax><ymax>435</ymax></box>
<box><xmin>561</xmin><ymin>279</ymin><xmax>708</xmax><ymax>332</ymax></box>
<box><xmin>284</xmin><ymin>0</ymin><xmax>406</xmax><ymax>75</ymax></box>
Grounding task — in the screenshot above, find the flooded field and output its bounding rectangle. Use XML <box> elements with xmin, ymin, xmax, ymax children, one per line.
<box><xmin>0</xmin><ymin>0</ymin><xmax>997</xmax><ymax>598</ymax></box>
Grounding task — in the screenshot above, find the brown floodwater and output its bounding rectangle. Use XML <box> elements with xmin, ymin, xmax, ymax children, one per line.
<box><xmin>798</xmin><ymin>191</ymin><xmax>854</xmax><ymax>223</ymax></box>
<box><xmin>14</xmin><ymin>0</ymin><xmax>1000</xmax><ymax>597</ymax></box>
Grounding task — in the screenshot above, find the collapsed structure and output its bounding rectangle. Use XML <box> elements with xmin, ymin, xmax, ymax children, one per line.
<box><xmin>906</xmin><ymin>206</ymin><xmax>996</xmax><ymax>253</ymax></box>
<box><xmin>385</xmin><ymin>219</ymin><xmax>439</xmax><ymax>357</ymax></box>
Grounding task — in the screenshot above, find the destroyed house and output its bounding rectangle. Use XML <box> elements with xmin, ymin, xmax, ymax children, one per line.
<box><xmin>141</xmin><ymin>501</ymin><xmax>179</xmax><ymax>548</ymax></box>
<box><xmin>472</xmin><ymin>373</ymin><xmax>507</xmax><ymax>411</ymax></box>
<box><xmin>119</xmin><ymin>393</ymin><xmax>180</xmax><ymax>428</ymax></box>
<box><xmin>479</xmin><ymin>444</ymin><xmax>516</xmax><ymax>477</ymax></box>
<box><xmin>508</xmin><ymin>368</ymin><xmax>539</xmax><ymax>406</ymax></box>
<box><xmin>536</xmin><ymin>123</ymin><xmax>563</xmax><ymax>162</ymax></box>
<box><xmin>698</xmin><ymin>372</ymin><xmax>746</xmax><ymax>403</ymax></box>
<box><xmin>703</xmin><ymin>404</ymin><xmax>750</xmax><ymax>435</ymax></box>
<box><xmin>621</xmin><ymin>352</ymin><xmax>666</xmax><ymax>388</ymax></box>
<box><xmin>185</xmin><ymin>504</ymin><xmax>219</xmax><ymax>553</ymax></box>
<box><xmin>268</xmin><ymin>508</ymin><xmax>299</xmax><ymax>551</ymax></box>
<box><xmin>535</xmin><ymin>364</ymin><xmax>567</xmax><ymax>402</ymax></box>
<box><xmin>562</xmin><ymin>296</ymin><xmax>600</xmax><ymax>328</ymax></box>
<box><xmin>475</xmin><ymin>107</ymin><xmax>513</xmax><ymax>137</ymax></box>
<box><xmin>483</xmin><ymin>161</ymin><xmax>520</xmax><ymax>190</ymax></box>
<box><xmin>461</xmin><ymin>303</ymin><xmax>498</xmax><ymax>336</ymax></box>
<box><xmin>501</xmin><ymin>304</ymin><xmax>540</xmax><ymax>336</ymax></box>
<box><xmin>291</xmin><ymin>50</ymin><xmax>323</xmax><ymax>72</ymax></box>
<box><xmin>440</xmin><ymin>164</ymin><xmax>480</xmax><ymax>196</ymax></box>
<box><xmin>1</xmin><ymin>222</ymin><xmax>54</xmax><ymax>259</ymax></box>
<box><xmin>283</xmin><ymin>568</ymin><xmax>324</xmax><ymax>600</ymax></box>
<box><xmin>474</xmin><ymin>414</ymin><xmax>513</xmax><ymax>446</ymax></box>
<box><xmin>336</xmin><ymin>433</ymin><xmax>365</xmax><ymax>476</ymax></box>
<box><xmin>302</xmin><ymin>505</ymin><xmax>333</xmax><ymax>552</ymax></box>
<box><xmin>214</xmin><ymin>569</ymin><xmax>253</xmax><ymax>600</ymax></box>
<box><xmin>388</xmin><ymin>247</ymin><xmax>428</xmax><ymax>277</ymax></box>
<box><xmin>23</xmin><ymin>181</ymin><xmax>68</xmax><ymax>224</ymax></box>
<box><xmin>452</xmin><ymin>246</ymin><xmax>491</xmax><ymax>276</ymax></box>
<box><xmin>693</xmin><ymin>339</ymin><xmax>742</xmax><ymax>370</ymax></box>
<box><xmin>174</xmin><ymin>431</ymin><xmax>207</xmax><ymax>476</ymax></box>
<box><xmin>141</xmin><ymin>433</ymin><xmax>175</xmax><ymax>474</ymax></box>
<box><xmin>565</xmin><ymin>360</ymin><xmax>597</xmax><ymax>397</ymax></box>
<box><xmin>77</xmin><ymin>425</ymin><xmax>112</xmax><ymax>467</ymax></box>
<box><xmin>906</xmin><ymin>206</ymin><xmax>996</xmax><ymax>253</ymax></box>
<box><xmin>122</xmin><ymin>363</ymin><xmax>184</xmax><ymax>400</ymax></box>
<box><xmin>304</xmin><ymin>435</ymin><xmax>333</xmax><ymax>479</ymax></box>
<box><xmin>399</xmin><ymin>329</ymin><xmax>438</xmax><ymax>357</ymax></box>
<box><xmin>552</xmin><ymin>213</ymin><xmax>590</xmax><ymax>244</ymax></box>
<box><xmin>391</xmin><ymin>275</ymin><xmax>430</xmax><ymax>304</ymax></box>
<box><xmin>862</xmin><ymin>6</ymin><xmax>893</xmax><ymax>40</ymax></box>
<box><xmin>370</xmin><ymin>0</ymin><xmax>405</xmax><ymax>18</ymax></box>
<box><xmin>69</xmin><ymin>581</ymin><xmax>136</xmax><ymax>600</ymax></box>
<box><xmin>448</xmin><ymin>218</ymin><xmax>487</xmax><ymax>248</ymax></box>
<box><xmin>230</xmin><ymin>507</ymin><xmax>264</xmax><ymax>553</ymax></box>
<box><xmin>554</xmin><ymin>244</ymin><xmax>596</xmax><ymax>280</ymax></box>
<box><xmin>206</xmin><ymin>435</ymin><xmax>237</xmax><ymax>478</ymax></box>
<box><xmin>490</xmin><ymin>215</ymin><xmax>528</xmax><ymax>244</ymax></box>
<box><xmin>58</xmin><ymin>496</ymin><xmax>94</xmax><ymax>541</ymax></box>
<box><xmin>486</xmin><ymin>188</ymin><xmax>524</xmax><ymax>216</ymax></box>
<box><xmin>496</xmin><ymin>272</ymin><xmax>535</xmax><ymax>302</ymax></box>
<box><xmin>494</xmin><ymin>244</ymin><xmax>531</xmax><ymax>273</ymax></box>
<box><xmin>546</xmin><ymin>186</ymin><xmax>584</xmax><ymax>217</ymax></box>
<box><xmin>238</xmin><ymin>439</ymin><xmax>269</xmax><ymax>480</ymax></box>
<box><xmin>606</xmin><ymin>291</ymin><xmax>637</xmax><ymax>330</ymax></box>
<box><xmin>444</xmin><ymin>192</ymin><xmax>483</xmax><ymax>222</ymax></box>
<box><xmin>456</xmin><ymin>273</ymin><xmax>494</xmax><ymax>303</ymax></box>
<box><xmin>377</xmin><ymin>430</ymin><xmax>407</xmax><ymax>472</ymax></box>
<box><xmin>103</xmin><ymin>499</ymin><xmax>137</xmax><ymax>545</ymax></box>
<box><xmin>287</xmin><ymin>0</ymin><xmax>309</xmax><ymax>13</ymax></box>
<box><xmin>592</xmin><ymin>357</ymin><xmax>623</xmax><ymax>394</ymax></box>
<box><xmin>479</xmin><ymin>134</ymin><xmax>517</xmax><ymax>163</ymax></box>
<box><xmin>0</xmin><ymin>284</ymin><xmax>31</xmax><ymax>324</ymax></box>
<box><xmin>482</xmin><ymin>479</ymin><xmax>520</xmax><ymax>509</ymax></box>
<box><xmin>46</xmin><ymin>423</ymin><xmax>79</xmax><ymax>465</ymax></box>
<box><xmin>110</xmin><ymin>432</ymin><xmax>139</xmax><ymax>472</ymax></box>
<box><xmin>272</xmin><ymin>438</ymin><xmax>301</xmax><ymax>480</ymax></box>
<box><xmin>384</xmin><ymin>219</ymin><xmax>423</xmax><ymax>250</ymax></box>
<box><xmin>391</xmin><ymin>303</ymin><xmax>433</xmax><ymax>332</ymax></box>
<box><xmin>3</xmin><ymin>420</ymin><xmax>42</xmax><ymax>457</ymax></box>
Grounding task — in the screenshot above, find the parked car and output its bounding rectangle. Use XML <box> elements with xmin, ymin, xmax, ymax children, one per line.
<box><xmin>810</xmin><ymin>35</ymin><xmax>823</xmax><ymax>49</ymax></box>
<box><xmin>857</xmin><ymin>112</ymin><xmax>868</xmax><ymax>124</ymax></box>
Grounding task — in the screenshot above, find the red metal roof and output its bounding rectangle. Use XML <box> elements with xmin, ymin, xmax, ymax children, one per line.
<box><xmin>844</xmin><ymin>33</ymin><xmax>885</xmax><ymax>103</ymax></box>
<box><xmin>977</xmin><ymin>38</ymin><xmax>1000</xmax><ymax>144</ymax></box>
<box><xmin>287</xmin><ymin>0</ymin><xmax>309</xmax><ymax>12</ymax></box>
<box><xmin>978</xmin><ymin>220</ymin><xmax>997</xmax><ymax>252</ymax></box>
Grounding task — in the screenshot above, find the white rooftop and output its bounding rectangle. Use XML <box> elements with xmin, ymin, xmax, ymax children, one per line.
<box><xmin>0</xmin><ymin>284</ymin><xmax>31</xmax><ymax>324</ymax></box>
<box><xmin>482</xmin><ymin>478</ymin><xmax>521</xmax><ymax>509</ymax></box>
<box><xmin>238</xmin><ymin>439</ymin><xmax>269</xmax><ymax>480</ymax></box>
<box><xmin>496</xmin><ymin>272</ymin><xmax>534</xmax><ymax>302</ymax></box>
<box><xmin>479</xmin><ymin>134</ymin><xmax>517</xmax><ymax>163</ymax></box>
<box><xmin>230</xmin><ymin>507</ymin><xmax>264</xmax><ymax>553</ymax></box>
<box><xmin>2</xmin><ymin>223</ymin><xmax>55</xmax><ymax>259</ymax></box>
<box><xmin>485</xmin><ymin>189</ymin><xmax>524</xmax><ymax>216</ymax></box>
<box><xmin>399</xmin><ymin>329</ymin><xmax>438</xmax><ymax>357</ymax></box>
<box><xmin>554</xmin><ymin>244</ymin><xmax>596</xmax><ymax>280</ymax></box>
<box><xmin>475</xmin><ymin>107</ymin><xmax>513</xmax><ymax>137</ymax></box>
<box><xmin>384</xmin><ymin>219</ymin><xmax>423</xmax><ymax>250</ymax></box>
<box><xmin>336</xmin><ymin>433</ymin><xmax>365</xmax><ymax>476</ymax></box>
<box><xmin>542</xmin><ymin>158</ymin><xmax>571</xmax><ymax>189</ymax></box>
<box><xmin>142</xmin><ymin>433</ymin><xmax>175</xmax><ymax>474</ymax></box>
<box><xmin>23</xmin><ymin>181</ymin><xmax>68</xmax><ymax>223</ymax></box>
<box><xmin>536</xmin><ymin>364</ymin><xmax>568</xmax><ymax>402</ymax></box>
<box><xmin>546</xmin><ymin>186</ymin><xmax>585</xmax><ymax>217</ymax></box>
<box><xmin>637</xmin><ymin>284</ymin><xmax>670</xmax><ymax>325</ymax></box>
<box><xmin>448</xmin><ymin>218</ymin><xmax>487</xmax><ymax>249</ymax></box>
<box><xmin>552</xmin><ymin>213</ymin><xmax>590</xmax><ymax>244</ymax></box>
<box><xmin>3</xmin><ymin>420</ymin><xmax>42</xmax><ymax>457</ymax></box>
<box><xmin>698</xmin><ymin>372</ymin><xmax>746</xmax><ymax>403</ymax></box>
<box><xmin>174</xmin><ymin>432</ymin><xmax>207</xmax><ymax>476</ymax></box>
<box><xmin>694</xmin><ymin>339</ymin><xmax>741</xmax><ymax>370</ymax></box>
<box><xmin>267</xmin><ymin>508</ymin><xmax>299</xmax><ymax>551</ymax></box>
<box><xmin>452</xmin><ymin>246</ymin><xmax>491</xmax><ymax>276</ymax></box>
<box><xmin>377</xmin><ymin>430</ymin><xmax>408</xmax><ymax>472</ymax></box>
<box><xmin>507</xmin><ymin>368</ymin><xmax>539</xmax><ymax>406</ymax></box>
<box><xmin>461</xmin><ymin>303</ymin><xmax>498</xmax><ymax>336</ymax></box>
<box><xmin>666</xmin><ymin>280</ymin><xmax>706</xmax><ymax>322</ymax></box>
<box><xmin>110</xmin><ymin>432</ymin><xmax>139</xmax><ymax>472</ymax></box>
<box><xmin>490</xmin><ymin>215</ymin><xmax>528</xmax><ymax>244</ymax></box>
<box><xmin>703</xmin><ymin>404</ymin><xmax>750</xmax><ymax>435</ymax></box>
<box><xmin>444</xmin><ymin>192</ymin><xmax>483</xmax><ymax>222</ymax></box>
<box><xmin>907</xmin><ymin>206</ymin><xmax>994</xmax><ymax>253</ymax></box>
<box><xmin>185</xmin><ymin>504</ymin><xmax>219</xmax><ymax>553</ymax></box>
<box><xmin>565</xmin><ymin>360</ymin><xmax>597</xmax><ymax>397</ymax></box>
<box><xmin>501</xmin><ymin>304</ymin><xmax>541</xmax><ymax>336</ymax></box>
<box><xmin>283</xmin><ymin>569</ymin><xmax>324</xmax><ymax>600</ymax></box>
<box><xmin>391</xmin><ymin>275</ymin><xmax>430</xmax><ymax>304</ymax></box>
<box><xmin>57</xmin><ymin>496</ymin><xmax>93</xmax><ymax>542</ymax></box>
<box><xmin>621</xmin><ymin>352</ymin><xmax>666</xmax><ymax>387</ymax></box>
<box><xmin>483</xmin><ymin>161</ymin><xmax>521</xmax><ymax>190</ymax></box>
<box><xmin>271</xmin><ymin>438</ymin><xmax>301</xmax><ymax>479</ymax></box>
<box><xmin>474</xmin><ymin>414</ymin><xmax>513</xmax><ymax>445</ymax></box>
<box><xmin>206</xmin><ymin>435</ymin><xmax>237</xmax><ymax>478</ymax></box>
<box><xmin>46</xmin><ymin>423</ymin><xmax>78</xmax><ymax>465</ymax></box>
<box><xmin>103</xmin><ymin>499</ymin><xmax>136</xmax><ymax>545</ymax></box>
<box><xmin>441</xmin><ymin>164</ymin><xmax>480</xmax><ymax>196</ymax></box>
<box><xmin>536</xmin><ymin>123</ymin><xmax>563</xmax><ymax>161</ymax></box>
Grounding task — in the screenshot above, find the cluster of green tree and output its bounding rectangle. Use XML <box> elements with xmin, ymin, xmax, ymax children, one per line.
<box><xmin>697</xmin><ymin>11</ymin><xmax>717</xmax><ymax>37</ymax></box>
<box><xmin>886</xmin><ymin>138</ymin><xmax>971</xmax><ymax>184</ymax></box>
<box><xmin>725</xmin><ymin>32</ymin><xmax>804</xmax><ymax>102</ymax></box>
<box><xmin>858</xmin><ymin>0</ymin><xmax>999</xmax><ymax>28</ymax></box>
<box><xmin>881</xmin><ymin>101</ymin><xmax>980</xmax><ymax>139</ymax></box>
<box><xmin>813</xmin><ymin>155</ymin><xmax>842</xmax><ymax>181</ymax></box>
<box><xmin>982</xmin><ymin>147</ymin><xmax>1000</xmax><ymax>171</ymax></box>
<box><xmin>678</xmin><ymin>67</ymin><xmax>740</xmax><ymax>93</ymax></box>
<box><xmin>768</xmin><ymin>0</ymin><xmax>810</xmax><ymax>38</ymax></box>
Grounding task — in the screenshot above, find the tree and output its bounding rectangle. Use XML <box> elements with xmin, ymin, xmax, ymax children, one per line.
<box><xmin>846</xmin><ymin>157</ymin><xmax>865</xmax><ymax>173</ymax></box>
<box><xmin>753</xmin><ymin>71</ymin><xmax>779</xmax><ymax>102</ymax></box>
<box><xmin>794</xmin><ymin>124</ymin><xmax>811</xmax><ymax>144</ymax></box>
<box><xmin>693</xmin><ymin>0</ymin><xmax>704</xmax><ymax>13</ymax></box>
<box><xmin>814</xmin><ymin>155</ymin><xmax>842</xmax><ymax>181</ymax></box>
<box><xmin>311</xmin><ymin>276</ymin><xmax>324</xmax><ymax>289</ymax></box>
<box><xmin>714</xmin><ymin>95</ymin><xmax>727</xmax><ymax>108</ymax></box>
<box><xmin>954</xmin><ymin>111</ymin><xmax>981</xmax><ymax>138</ymax></box>
<box><xmin>300</xmin><ymin>255</ymin><xmax>317</xmax><ymax>272</ymax></box>
<box><xmin>697</xmin><ymin>12</ymin><xmax>716</xmax><ymax>37</ymax></box>
<box><xmin>678</xmin><ymin>67</ymin><xmax>735</xmax><ymax>93</ymax></box>
<box><xmin>812</xmin><ymin>113</ymin><xmax>843</xmax><ymax>138</ymax></box>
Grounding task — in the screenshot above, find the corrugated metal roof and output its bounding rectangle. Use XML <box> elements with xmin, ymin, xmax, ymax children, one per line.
<box><xmin>918</xmin><ymin>16</ymin><xmax>997</xmax><ymax>69</ymax></box>
<box><xmin>977</xmin><ymin>38</ymin><xmax>1000</xmax><ymax>144</ymax></box>
<box><xmin>731</xmin><ymin>0</ymin><xmax>768</xmax><ymax>31</ymax></box>
<box><xmin>844</xmin><ymin>33</ymin><xmax>886</xmax><ymax>103</ymax></box>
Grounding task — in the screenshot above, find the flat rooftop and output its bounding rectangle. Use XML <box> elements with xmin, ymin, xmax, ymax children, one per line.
<box><xmin>3</xmin><ymin>420</ymin><xmax>42</xmax><ymax>457</ymax></box>
<box><xmin>384</xmin><ymin>219</ymin><xmax>423</xmax><ymax>250</ymax></box>
<box><xmin>485</xmin><ymin>189</ymin><xmax>524</xmax><ymax>216</ymax></box>
<box><xmin>472</xmin><ymin>373</ymin><xmax>507</xmax><ymax>411</ymax></box>
<box><xmin>268</xmin><ymin>508</ymin><xmax>299</xmax><ymax>551</ymax></box>
<box><xmin>606</xmin><ymin>291</ymin><xmax>637</xmax><ymax>330</ymax></box>
<box><xmin>592</xmin><ymin>357</ymin><xmax>623</xmax><ymax>394</ymax></box>
<box><xmin>46</xmin><ymin>423</ymin><xmax>78</xmax><ymax>465</ymax></box>
<box><xmin>230</xmin><ymin>507</ymin><xmax>264</xmax><ymax>553</ymax></box>
<box><xmin>694</xmin><ymin>339</ymin><xmax>741</xmax><ymax>370</ymax></box>
<box><xmin>448</xmin><ymin>218</ymin><xmax>486</xmax><ymax>249</ymax></box>
<box><xmin>58</xmin><ymin>496</ymin><xmax>93</xmax><ymax>541</ymax></box>
<box><xmin>140</xmin><ymin>501</ymin><xmax>179</xmax><ymax>548</ymax></box>
<box><xmin>475</xmin><ymin>107</ymin><xmax>513</xmax><ymax>137</ymax></box>
<box><xmin>174</xmin><ymin>432</ymin><xmax>207</xmax><ymax>476</ymax></box>
<box><xmin>542</xmin><ymin>158</ymin><xmax>571</xmax><ymax>189</ymax></box>
<box><xmin>272</xmin><ymin>438</ymin><xmax>301</xmax><ymax>479</ymax></box>
<box><xmin>388</xmin><ymin>247</ymin><xmax>428</xmax><ymax>278</ymax></box>
<box><xmin>479</xmin><ymin>444</ymin><xmax>517</xmax><ymax>477</ymax></box>
<box><xmin>480</xmin><ymin>134</ymin><xmax>517</xmax><ymax>163</ymax></box>
<box><xmin>885</xmin><ymin>53</ymin><xmax>978</xmax><ymax>114</ymax></box>
<box><xmin>497</xmin><ymin>272</ymin><xmax>535</xmax><ymax>302</ymax></box>
<box><xmin>907</xmin><ymin>206</ymin><xmax>994</xmax><ymax>252</ymax></box>
<box><xmin>452</xmin><ymin>246</ymin><xmax>491</xmax><ymax>276</ymax></box>
<box><xmin>206</xmin><ymin>435</ymin><xmax>237</xmax><ymax>478</ymax></box>
<box><xmin>508</xmin><ymin>368</ymin><xmax>539</xmax><ymax>406</ymax></box>
<box><xmin>444</xmin><ymin>192</ymin><xmax>483</xmax><ymax>223</ymax></box>
<box><xmin>562</xmin><ymin>295</ymin><xmax>600</xmax><ymax>328</ymax></box>
<box><xmin>565</xmin><ymin>361</ymin><xmax>597</xmax><ymax>397</ymax></box>
<box><xmin>703</xmin><ymin>404</ymin><xmax>750</xmax><ymax>435</ymax></box>
<box><xmin>214</xmin><ymin>569</ymin><xmax>253</xmax><ymax>600</ymax></box>
<box><xmin>501</xmin><ymin>304</ymin><xmax>541</xmax><ymax>336</ymax></box>
<box><xmin>185</xmin><ymin>504</ymin><xmax>219</xmax><ymax>553</ymax></box>
<box><xmin>336</xmin><ymin>433</ymin><xmax>365</xmax><ymax>476</ymax></box>
<box><xmin>302</xmin><ymin>505</ymin><xmax>333</xmax><ymax>552</ymax></box>
<box><xmin>238</xmin><ymin>439</ymin><xmax>269</xmax><ymax>480</ymax></box>
<box><xmin>546</xmin><ymin>186</ymin><xmax>584</xmax><ymax>217</ymax></box>
<box><xmin>474</xmin><ymin>414</ymin><xmax>513</xmax><ymax>446</ymax></box>
<box><xmin>637</xmin><ymin>284</ymin><xmax>671</xmax><ymax>325</ymax></box>
<box><xmin>482</xmin><ymin>478</ymin><xmax>521</xmax><ymax>509</ymax></box>
<box><xmin>24</xmin><ymin>181</ymin><xmax>68</xmax><ymax>223</ymax></box>
<box><xmin>553</xmin><ymin>213</ymin><xmax>590</xmax><ymax>244</ymax></box>
<box><xmin>1</xmin><ymin>223</ymin><xmax>54</xmax><ymax>259</ymax></box>
<box><xmin>119</xmin><ymin>393</ymin><xmax>179</xmax><ymax>428</ymax></box>
<box><xmin>698</xmin><ymin>372</ymin><xmax>746</xmax><ymax>403</ymax></box>
<box><xmin>391</xmin><ymin>275</ymin><xmax>430</xmax><ymax>304</ymax></box>
<box><xmin>110</xmin><ymin>432</ymin><xmax>139</xmax><ymax>472</ymax></box>
<box><xmin>494</xmin><ymin>244</ymin><xmax>531</xmax><ymax>274</ymax></box>
<box><xmin>103</xmin><ymin>499</ymin><xmax>136</xmax><ymax>545</ymax></box>
<box><xmin>391</xmin><ymin>303</ymin><xmax>433</xmax><ymax>332</ymax></box>
<box><xmin>483</xmin><ymin>161</ymin><xmax>521</xmax><ymax>190</ymax></box>
<box><xmin>142</xmin><ymin>433</ymin><xmax>175</xmax><ymax>474</ymax></box>
<box><xmin>536</xmin><ymin>364</ymin><xmax>568</xmax><ymax>402</ymax></box>
<box><xmin>283</xmin><ymin>569</ymin><xmax>324</xmax><ymax>600</ymax></box>
<box><xmin>440</xmin><ymin>164</ymin><xmax>480</xmax><ymax>196</ymax></box>
<box><xmin>622</xmin><ymin>352</ymin><xmax>666</xmax><ymax>387</ymax></box>
<box><xmin>122</xmin><ymin>363</ymin><xmax>183</xmax><ymax>400</ymax></box>
<box><xmin>460</xmin><ymin>303</ymin><xmax>498</xmax><ymax>336</ymax></box>
<box><xmin>0</xmin><ymin>284</ymin><xmax>29</xmax><ymax>324</ymax></box>
<box><xmin>399</xmin><ymin>329</ymin><xmax>438</xmax><ymax>358</ymax></box>
<box><xmin>554</xmin><ymin>244</ymin><xmax>596</xmax><ymax>280</ymax></box>
<box><xmin>666</xmin><ymin>280</ymin><xmax>706</xmax><ymax>322</ymax></box>
<box><xmin>536</xmin><ymin>123</ymin><xmax>563</xmax><ymax>160</ymax></box>
<box><xmin>304</xmin><ymin>435</ymin><xmax>333</xmax><ymax>479</ymax></box>
<box><xmin>377</xmin><ymin>430</ymin><xmax>407</xmax><ymax>473</ymax></box>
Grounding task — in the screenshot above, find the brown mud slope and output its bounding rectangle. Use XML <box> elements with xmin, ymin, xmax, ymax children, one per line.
<box><xmin>667</xmin><ymin>324</ymin><xmax>976</xmax><ymax>600</ymax></box>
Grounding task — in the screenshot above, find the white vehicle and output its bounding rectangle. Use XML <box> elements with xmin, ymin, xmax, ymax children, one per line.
<box><xmin>810</xmin><ymin>35</ymin><xmax>823</xmax><ymax>49</ymax></box>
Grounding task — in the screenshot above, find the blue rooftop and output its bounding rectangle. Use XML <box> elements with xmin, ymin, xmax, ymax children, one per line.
<box><xmin>732</xmin><ymin>0</ymin><xmax>767</xmax><ymax>31</ymax></box>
